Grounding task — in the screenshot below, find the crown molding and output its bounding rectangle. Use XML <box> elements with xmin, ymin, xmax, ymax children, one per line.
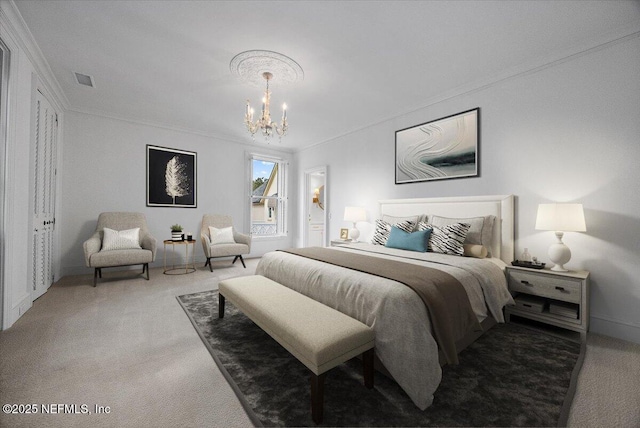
<box><xmin>66</xmin><ymin>107</ymin><xmax>295</xmax><ymax>153</ymax></box>
<box><xmin>0</xmin><ymin>0</ymin><xmax>69</xmax><ymax>111</ymax></box>
<box><xmin>299</xmin><ymin>20</ymin><xmax>640</xmax><ymax>153</ymax></box>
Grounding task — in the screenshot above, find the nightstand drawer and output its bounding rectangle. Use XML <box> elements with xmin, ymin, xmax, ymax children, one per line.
<box><xmin>508</xmin><ymin>270</ymin><xmax>581</xmax><ymax>303</ymax></box>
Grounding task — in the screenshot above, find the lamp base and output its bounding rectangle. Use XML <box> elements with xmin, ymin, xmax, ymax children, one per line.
<box><xmin>548</xmin><ymin>231</ymin><xmax>571</xmax><ymax>272</ymax></box>
<box><xmin>349</xmin><ymin>226</ymin><xmax>360</xmax><ymax>242</ymax></box>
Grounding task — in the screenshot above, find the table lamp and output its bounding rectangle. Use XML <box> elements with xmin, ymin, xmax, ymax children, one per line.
<box><xmin>535</xmin><ymin>203</ymin><xmax>586</xmax><ymax>272</ymax></box>
<box><xmin>343</xmin><ymin>207</ymin><xmax>367</xmax><ymax>242</ymax></box>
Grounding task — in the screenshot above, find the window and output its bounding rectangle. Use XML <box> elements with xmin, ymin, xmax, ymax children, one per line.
<box><xmin>249</xmin><ymin>154</ymin><xmax>288</xmax><ymax>237</ymax></box>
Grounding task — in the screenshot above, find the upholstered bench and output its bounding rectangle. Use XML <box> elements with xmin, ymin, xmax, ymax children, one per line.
<box><xmin>218</xmin><ymin>275</ymin><xmax>375</xmax><ymax>424</ymax></box>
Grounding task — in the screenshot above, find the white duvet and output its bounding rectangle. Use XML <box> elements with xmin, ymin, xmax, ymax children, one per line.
<box><xmin>255</xmin><ymin>243</ymin><xmax>514</xmax><ymax>410</ymax></box>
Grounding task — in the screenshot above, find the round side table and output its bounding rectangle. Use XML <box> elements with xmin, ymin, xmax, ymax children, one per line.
<box><xmin>163</xmin><ymin>239</ymin><xmax>197</xmax><ymax>274</ymax></box>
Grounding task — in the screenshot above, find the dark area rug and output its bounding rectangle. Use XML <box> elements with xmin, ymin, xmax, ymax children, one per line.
<box><xmin>178</xmin><ymin>290</ymin><xmax>584</xmax><ymax>427</ymax></box>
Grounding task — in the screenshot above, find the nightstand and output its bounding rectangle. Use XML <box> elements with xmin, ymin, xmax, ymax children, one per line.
<box><xmin>505</xmin><ymin>266</ymin><xmax>590</xmax><ymax>340</ymax></box>
<box><xmin>330</xmin><ymin>239</ymin><xmax>353</xmax><ymax>247</ymax></box>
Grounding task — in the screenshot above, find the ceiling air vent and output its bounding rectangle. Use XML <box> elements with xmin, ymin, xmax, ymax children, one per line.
<box><xmin>74</xmin><ymin>72</ymin><xmax>95</xmax><ymax>88</ymax></box>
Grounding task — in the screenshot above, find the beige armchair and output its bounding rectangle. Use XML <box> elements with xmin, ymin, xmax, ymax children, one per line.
<box><xmin>201</xmin><ymin>214</ymin><xmax>251</xmax><ymax>271</ymax></box>
<box><xmin>83</xmin><ymin>212</ymin><xmax>157</xmax><ymax>286</ymax></box>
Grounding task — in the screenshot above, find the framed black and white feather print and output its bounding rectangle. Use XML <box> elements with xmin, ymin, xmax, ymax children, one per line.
<box><xmin>146</xmin><ymin>145</ymin><xmax>197</xmax><ymax>208</ymax></box>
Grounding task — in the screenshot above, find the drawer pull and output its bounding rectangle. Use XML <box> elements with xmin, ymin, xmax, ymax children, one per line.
<box><xmin>521</xmin><ymin>280</ymin><xmax>533</xmax><ymax>286</ymax></box>
<box><xmin>523</xmin><ymin>304</ymin><xmax>532</xmax><ymax>308</ymax></box>
<box><xmin>555</xmin><ymin>286</ymin><xmax>568</xmax><ymax>292</ymax></box>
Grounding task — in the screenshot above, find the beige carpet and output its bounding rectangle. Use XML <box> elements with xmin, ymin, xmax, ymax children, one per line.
<box><xmin>0</xmin><ymin>260</ymin><xmax>258</xmax><ymax>428</ymax></box>
<box><xmin>1</xmin><ymin>259</ymin><xmax>639</xmax><ymax>427</ymax></box>
<box><xmin>568</xmin><ymin>332</ymin><xmax>640</xmax><ymax>427</ymax></box>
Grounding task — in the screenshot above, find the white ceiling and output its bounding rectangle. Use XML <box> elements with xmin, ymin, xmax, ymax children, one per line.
<box><xmin>14</xmin><ymin>1</ymin><xmax>640</xmax><ymax>151</ymax></box>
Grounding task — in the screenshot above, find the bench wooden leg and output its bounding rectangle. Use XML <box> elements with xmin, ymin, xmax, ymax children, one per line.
<box><xmin>363</xmin><ymin>348</ymin><xmax>374</xmax><ymax>389</ymax></box>
<box><xmin>310</xmin><ymin>372</ymin><xmax>325</xmax><ymax>424</ymax></box>
<box><xmin>218</xmin><ymin>294</ymin><xmax>225</xmax><ymax>319</ymax></box>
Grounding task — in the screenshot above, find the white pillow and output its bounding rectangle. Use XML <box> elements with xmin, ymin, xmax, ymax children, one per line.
<box><xmin>209</xmin><ymin>226</ymin><xmax>236</xmax><ymax>245</ymax></box>
<box><xmin>381</xmin><ymin>214</ymin><xmax>421</xmax><ymax>229</ymax></box>
<box><xmin>101</xmin><ymin>227</ymin><xmax>141</xmax><ymax>251</ymax></box>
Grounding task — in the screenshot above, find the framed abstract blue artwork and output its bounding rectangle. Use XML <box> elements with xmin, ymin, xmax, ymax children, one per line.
<box><xmin>395</xmin><ymin>108</ymin><xmax>479</xmax><ymax>184</ymax></box>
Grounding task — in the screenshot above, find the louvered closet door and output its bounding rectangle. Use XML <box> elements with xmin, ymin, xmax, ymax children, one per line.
<box><xmin>32</xmin><ymin>90</ymin><xmax>58</xmax><ymax>300</ymax></box>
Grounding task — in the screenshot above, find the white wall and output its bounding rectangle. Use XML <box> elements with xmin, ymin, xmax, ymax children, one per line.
<box><xmin>4</xmin><ymin>0</ymin><xmax>637</xmax><ymax>345</ymax></box>
<box><xmin>295</xmin><ymin>36</ymin><xmax>640</xmax><ymax>344</ymax></box>
<box><xmin>60</xmin><ymin>111</ymin><xmax>294</xmax><ymax>276</ymax></box>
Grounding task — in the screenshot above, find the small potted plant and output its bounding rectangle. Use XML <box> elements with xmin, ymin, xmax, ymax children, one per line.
<box><xmin>170</xmin><ymin>224</ymin><xmax>183</xmax><ymax>241</ymax></box>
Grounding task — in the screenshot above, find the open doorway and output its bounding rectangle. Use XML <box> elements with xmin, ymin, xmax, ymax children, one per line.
<box><xmin>303</xmin><ymin>166</ymin><xmax>327</xmax><ymax>247</ymax></box>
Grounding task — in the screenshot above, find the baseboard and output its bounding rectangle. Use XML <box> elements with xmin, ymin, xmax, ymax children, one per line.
<box><xmin>61</xmin><ymin>265</ymin><xmax>98</xmax><ymax>277</ymax></box>
<box><xmin>590</xmin><ymin>315</ymin><xmax>640</xmax><ymax>345</ymax></box>
<box><xmin>5</xmin><ymin>292</ymin><xmax>32</xmax><ymax>329</ymax></box>
<box><xmin>60</xmin><ymin>255</ymin><xmax>261</xmax><ymax>279</ymax></box>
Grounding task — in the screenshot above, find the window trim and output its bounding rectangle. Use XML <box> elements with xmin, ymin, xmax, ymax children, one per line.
<box><xmin>247</xmin><ymin>153</ymin><xmax>288</xmax><ymax>239</ymax></box>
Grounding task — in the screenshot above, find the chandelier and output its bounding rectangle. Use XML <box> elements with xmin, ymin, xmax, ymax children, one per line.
<box><xmin>244</xmin><ymin>72</ymin><xmax>288</xmax><ymax>140</ymax></box>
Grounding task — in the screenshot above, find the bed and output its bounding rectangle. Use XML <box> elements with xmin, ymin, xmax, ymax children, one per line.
<box><xmin>255</xmin><ymin>195</ymin><xmax>515</xmax><ymax>410</ymax></box>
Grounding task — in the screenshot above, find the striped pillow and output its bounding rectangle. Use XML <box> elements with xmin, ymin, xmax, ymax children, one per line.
<box><xmin>372</xmin><ymin>219</ymin><xmax>415</xmax><ymax>245</ymax></box>
<box><xmin>418</xmin><ymin>222</ymin><xmax>470</xmax><ymax>256</ymax></box>
<box><xmin>429</xmin><ymin>215</ymin><xmax>495</xmax><ymax>253</ymax></box>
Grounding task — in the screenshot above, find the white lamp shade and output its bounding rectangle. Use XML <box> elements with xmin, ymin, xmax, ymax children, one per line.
<box><xmin>535</xmin><ymin>203</ymin><xmax>586</xmax><ymax>232</ymax></box>
<box><xmin>344</xmin><ymin>206</ymin><xmax>367</xmax><ymax>223</ymax></box>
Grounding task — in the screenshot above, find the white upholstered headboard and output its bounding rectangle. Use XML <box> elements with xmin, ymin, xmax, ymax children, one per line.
<box><xmin>379</xmin><ymin>195</ymin><xmax>515</xmax><ymax>264</ymax></box>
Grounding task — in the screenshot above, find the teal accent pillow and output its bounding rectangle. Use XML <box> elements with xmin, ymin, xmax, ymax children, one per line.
<box><xmin>385</xmin><ymin>226</ymin><xmax>432</xmax><ymax>252</ymax></box>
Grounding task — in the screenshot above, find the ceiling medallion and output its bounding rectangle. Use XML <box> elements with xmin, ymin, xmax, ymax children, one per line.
<box><xmin>231</xmin><ymin>50</ymin><xmax>303</xmax><ymax>142</ymax></box>
<box><xmin>230</xmin><ymin>50</ymin><xmax>304</xmax><ymax>87</ymax></box>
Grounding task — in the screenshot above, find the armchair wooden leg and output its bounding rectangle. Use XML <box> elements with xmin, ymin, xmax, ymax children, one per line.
<box><xmin>144</xmin><ymin>263</ymin><xmax>150</xmax><ymax>280</ymax></box>
<box><xmin>93</xmin><ymin>269</ymin><xmax>98</xmax><ymax>287</ymax></box>
<box><xmin>207</xmin><ymin>258</ymin><xmax>213</xmax><ymax>272</ymax></box>
<box><xmin>232</xmin><ymin>255</ymin><xmax>247</xmax><ymax>268</ymax></box>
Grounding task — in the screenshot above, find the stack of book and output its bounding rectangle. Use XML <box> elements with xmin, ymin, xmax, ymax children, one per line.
<box><xmin>549</xmin><ymin>301</ymin><xmax>578</xmax><ymax>319</ymax></box>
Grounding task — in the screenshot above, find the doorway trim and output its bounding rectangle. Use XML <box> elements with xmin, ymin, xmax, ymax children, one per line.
<box><xmin>303</xmin><ymin>166</ymin><xmax>328</xmax><ymax>247</ymax></box>
<box><xmin>0</xmin><ymin>37</ymin><xmax>9</xmax><ymax>329</ymax></box>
